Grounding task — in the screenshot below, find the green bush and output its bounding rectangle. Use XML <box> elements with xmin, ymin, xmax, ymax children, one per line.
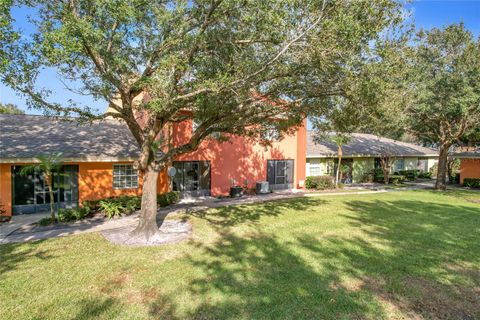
<box><xmin>418</xmin><ymin>171</ymin><xmax>432</xmax><ymax>179</ymax></box>
<box><xmin>98</xmin><ymin>199</ymin><xmax>125</xmax><ymax>218</ymax></box>
<box><xmin>305</xmin><ymin>176</ymin><xmax>317</xmax><ymax>189</ymax></box>
<box><xmin>57</xmin><ymin>207</ymin><xmax>90</xmax><ymax>222</ymax></box>
<box><xmin>389</xmin><ymin>175</ymin><xmax>406</xmax><ymax>185</ymax></box>
<box><xmin>157</xmin><ymin>191</ymin><xmax>180</xmax><ymax>206</ymax></box>
<box><xmin>305</xmin><ymin>176</ymin><xmax>335</xmax><ymax>190</ymax></box>
<box><xmin>38</xmin><ymin>217</ymin><xmax>54</xmax><ymax>226</ymax></box>
<box><xmin>399</xmin><ymin>170</ymin><xmax>419</xmax><ymax>181</ymax></box>
<box><xmin>463</xmin><ymin>178</ymin><xmax>480</xmax><ymax>188</ymax></box>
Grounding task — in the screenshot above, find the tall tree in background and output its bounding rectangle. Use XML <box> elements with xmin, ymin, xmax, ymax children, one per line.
<box><xmin>407</xmin><ymin>24</ymin><xmax>480</xmax><ymax>190</ymax></box>
<box><xmin>330</xmin><ymin>134</ymin><xmax>351</xmax><ymax>187</ymax></box>
<box><xmin>2</xmin><ymin>0</ymin><xmax>404</xmax><ymax>240</ymax></box>
<box><xmin>0</xmin><ymin>102</ymin><xmax>24</xmax><ymax>114</ymax></box>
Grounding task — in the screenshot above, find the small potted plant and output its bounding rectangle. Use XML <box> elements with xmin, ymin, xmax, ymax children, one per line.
<box><xmin>229</xmin><ymin>178</ymin><xmax>244</xmax><ymax>198</ymax></box>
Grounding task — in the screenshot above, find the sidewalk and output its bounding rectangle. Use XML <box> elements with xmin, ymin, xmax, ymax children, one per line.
<box><xmin>0</xmin><ymin>183</ymin><xmax>434</xmax><ymax>244</ymax></box>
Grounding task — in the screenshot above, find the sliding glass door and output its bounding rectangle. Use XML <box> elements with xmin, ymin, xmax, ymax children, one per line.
<box><xmin>12</xmin><ymin>165</ymin><xmax>79</xmax><ymax>214</ymax></box>
<box><xmin>172</xmin><ymin>161</ymin><xmax>211</xmax><ymax>196</ymax></box>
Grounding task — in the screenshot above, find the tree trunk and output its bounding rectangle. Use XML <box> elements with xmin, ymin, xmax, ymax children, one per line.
<box><xmin>46</xmin><ymin>175</ymin><xmax>55</xmax><ymax>222</ymax></box>
<box><xmin>435</xmin><ymin>144</ymin><xmax>450</xmax><ymax>190</ymax></box>
<box><xmin>131</xmin><ymin>165</ymin><xmax>160</xmax><ymax>239</ymax></box>
<box><xmin>381</xmin><ymin>157</ymin><xmax>390</xmax><ymax>184</ymax></box>
<box><xmin>335</xmin><ymin>151</ymin><xmax>342</xmax><ymax>187</ymax></box>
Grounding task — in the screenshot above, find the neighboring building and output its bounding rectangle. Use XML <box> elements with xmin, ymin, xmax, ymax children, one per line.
<box><xmin>306</xmin><ymin>132</ymin><xmax>438</xmax><ymax>183</ymax></box>
<box><xmin>0</xmin><ymin>114</ymin><xmax>306</xmax><ymax>216</ymax></box>
<box><xmin>455</xmin><ymin>148</ymin><xmax>480</xmax><ymax>185</ymax></box>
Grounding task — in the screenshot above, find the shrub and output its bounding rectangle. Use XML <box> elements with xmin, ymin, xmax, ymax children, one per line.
<box><xmin>418</xmin><ymin>171</ymin><xmax>432</xmax><ymax>179</ymax></box>
<box><xmin>82</xmin><ymin>200</ymin><xmax>99</xmax><ymax>212</ymax></box>
<box><xmin>463</xmin><ymin>178</ymin><xmax>480</xmax><ymax>188</ymax></box>
<box><xmin>57</xmin><ymin>207</ymin><xmax>90</xmax><ymax>222</ymax></box>
<box><xmin>157</xmin><ymin>191</ymin><xmax>180</xmax><ymax>206</ymax></box>
<box><xmin>38</xmin><ymin>217</ymin><xmax>54</xmax><ymax>226</ymax></box>
<box><xmin>98</xmin><ymin>199</ymin><xmax>125</xmax><ymax>219</ymax></box>
<box><xmin>389</xmin><ymin>175</ymin><xmax>406</xmax><ymax>185</ymax></box>
<box><xmin>399</xmin><ymin>170</ymin><xmax>419</xmax><ymax>181</ymax></box>
<box><xmin>305</xmin><ymin>176</ymin><xmax>335</xmax><ymax>190</ymax></box>
<box><xmin>305</xmin><ymin>176</ymin><xmax>317</xmax><ymax>189</ymax></box>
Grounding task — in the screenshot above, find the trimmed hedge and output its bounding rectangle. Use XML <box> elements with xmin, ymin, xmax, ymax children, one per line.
<box><xmin>463</xmin><ymin>178</ymin><xmax>480</xmax><ymax>188</ymax></box>
<box><xmin>305</xmin><ymin>176</ymin><xmax>335</xmax><ymax>190</ymax></box>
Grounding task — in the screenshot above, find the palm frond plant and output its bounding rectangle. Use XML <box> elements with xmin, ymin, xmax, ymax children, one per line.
<box><xmin>20</xmin><ymin>152</ymin><xmax>64</xmax><ymax>223</ymax></box>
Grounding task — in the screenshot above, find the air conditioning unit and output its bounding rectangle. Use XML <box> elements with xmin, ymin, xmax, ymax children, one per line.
<box><xmin>256</xmin><ymin>181</ymin><xmax>270</xmax><ymax>194</ymax></box>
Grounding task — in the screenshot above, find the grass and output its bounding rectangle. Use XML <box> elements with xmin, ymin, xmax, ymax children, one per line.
<box><xmin>1</xmin><ymin>189</ymin><xmax>479</xmax><ymax>320</ymax></box>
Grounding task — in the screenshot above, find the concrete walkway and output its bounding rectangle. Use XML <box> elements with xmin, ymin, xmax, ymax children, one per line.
<box><xmin>0</xmin><ymin>212</ymin><xmax>49</xmax><ymax>243</ymax></box>
<box><xmin>0</xmin><ymin>183</ymin><xmax>437</xmax><ymax>244</ymax></box>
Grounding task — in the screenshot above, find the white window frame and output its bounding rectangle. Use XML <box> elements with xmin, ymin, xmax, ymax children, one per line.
<box><xmin>113</xmin><ymin>164</ymin><xmax>139</xmax><ymax>189</ymax></box>
<box><xmin>394</xmin><ymin>159</ymin><xmax>404</xmax><ymax>172</ymax></box>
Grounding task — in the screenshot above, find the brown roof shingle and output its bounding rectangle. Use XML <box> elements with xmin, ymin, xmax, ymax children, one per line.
<box><xmin>0</xmin><ymin>114</ymin><xmax>142</xmax><ymax>162</ymax></box>
<box><xmin>307</xmin><ymin>132</ymin><xmax>438</xmax><ymax>158</ymax></box>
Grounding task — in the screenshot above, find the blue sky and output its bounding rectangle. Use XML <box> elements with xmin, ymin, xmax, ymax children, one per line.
<box><xmin>1</xmin><ymin>1</ymin><xmax>479</xmax><ymax>115</ymax></box>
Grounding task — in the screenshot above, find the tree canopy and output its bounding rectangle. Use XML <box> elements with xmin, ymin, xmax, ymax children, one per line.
<box><xmin>1</xmin><ymin>0</ymin><xmax>405</xmax><ymax>238</ymax></box>
<box><xmin>0</xmin><ymin>102</ymin><xmax>24</xmax><ymax>114</ymax></box>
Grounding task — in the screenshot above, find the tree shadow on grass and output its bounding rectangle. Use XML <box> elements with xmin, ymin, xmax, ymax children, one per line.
<box><xmin>150</xmin><ymin>197</ymin><xmax>480</xmax><ymax>319</ymax></box>
<box><xmin>308</xmin><ymin>199</ymin><xmax>480</xmax><ymax>319</ymax></box>
<box><xmin>187</xmin><ymin>197</ymin><xmax>324</xmax><ymax>228</ymax></box>
<box><xmin>0</xmin><ymin>240</ymin><xmax>52</xmax><ymax>275</ymax></box>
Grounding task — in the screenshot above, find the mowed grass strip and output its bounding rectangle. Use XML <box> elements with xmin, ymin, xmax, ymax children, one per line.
<box><xmin>1</xmin><ymin>190</ymin><xmax>479</xmax><ymax>320</ymax></box>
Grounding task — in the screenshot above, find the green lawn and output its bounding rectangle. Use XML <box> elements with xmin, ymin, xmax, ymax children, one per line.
<box><xmin>1</xmin><ymin>190</ymin><xmax>479</xmax><ymax>320</ymax></box>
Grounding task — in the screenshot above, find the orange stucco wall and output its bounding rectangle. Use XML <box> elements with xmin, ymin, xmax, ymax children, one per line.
<box><xmin>460</xmin><ymin>158</ymin><xmax>480</xmax><ymax>184</ymax></box>
<box><xmin>1</xmin><ymin>119</ymin><xmax>306</xmax><ymax>215</ymax></box>
<box><xmin>0</xmin><ymin>164</ymin><xmax>13</xmax><ymax>216</ymax></box>
<box><xmin>0</xmin><ymin>161</ymin><xmax>170</xmax><ymax>216</ymax></box>
<box><xmin>173</xmin><ymin>119</ymin><xmax>307</xmax><ymax>196</ymax></box>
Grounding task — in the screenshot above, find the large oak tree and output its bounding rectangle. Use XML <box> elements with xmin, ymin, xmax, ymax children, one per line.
<box><xmin>407</xmin><ymin>24</ymin><xmax>480</xmax><ymax>189</ymax></box>
<box><xmin>2</xmin><ymin>0</ymin><xmax>404</xmax><ymax>239</ymax></box>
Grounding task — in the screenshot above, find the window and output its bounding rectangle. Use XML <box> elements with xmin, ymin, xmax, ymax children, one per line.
<box><xmin>394</xmin><ymin>159</ymin><xmax>404</xmax><ymax>172</ymax></box>
<box><xmin>113</xmin><ymin>164</ymin><xmax>138</xmax><ymax>189</ymax></box>
<box><xmin>308</xmin><ymin>159</ymin><xmax>322</xmax><ymax>176</ymax></box>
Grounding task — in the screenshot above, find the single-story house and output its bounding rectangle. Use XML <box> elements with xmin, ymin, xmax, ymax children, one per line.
<box><xmin>455</xmin><ymin>148</ymin><xmax>480</xmax><ymax>185</ymax></box>
<box><xmin>306</xmin><ymin>132</ymin><xmax>438</xmax><ymax>183</ymax></box>
<box><xmin>0</xmin><ymin>114</ymin><xmax>306</xmax><ymax>216</ymax></box>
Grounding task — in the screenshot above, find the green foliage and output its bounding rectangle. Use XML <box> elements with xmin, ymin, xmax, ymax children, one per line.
<box><xmin>407</xmin><ymin>24</ymin><xmax>480</xmax><ymax>147</ymax></box>
<box><xmin>430</xmin><ymin>163</ymin><xmax>438</xmax><ymax>177</ymax></box>
<box><xmin>98</xmin><ymin>200</ymin><xmax>125</xmax><ymax>219</ymax></box>
<box><xmin>1</xmin><ymin>0</ymin><xmax>406</xmax><ymax>233</ymax></box>
<box><xmin>157</xmin><ymin>191</ymin><xmax>180</xmax><ymax>207</ymax></box>
<box><xmin>389</xmin><ymin>175</ymin><xmax>406</xmax><ymax>185</ymax></box>
<box><xmin>57</xmin><ymin>207</ymin><xmax>90</xmax><ymax>223</ymax></box>
<box><xmin>0</xmin><ymin>102</ymin><xmax>24</xmax><ymax>114</ymax></box>
<box><xmin>95</xmin><ymin>192</ymin><xmax>179</xmax><ymax>219</ymax></box>
<box><xmin>398</xmin><ymin>170</ymin><xmax>419</xmax><ymax>181</ymax></box>
<box><xmin>305</xmin><ymin>176</ymin><xmax>335</xmax><ymax>190</ymax></box>
<box><xmin>37</xmin><ymin>217</ymin><xmax>54</xmax><ymax>226</ymax></box>
<box><xmin>463</xmin><ymin>178</ymin><xmax>480</xmax><ymax>188</ymax></box>
<box><xmin>98</xmin><ymin>195</ymin><xmax>141</xmax><ymax>218</ymax></box>
<box><xmin>418</xmin><ymin>171</ymin><xmax>432</xmax><ymax>179</ymax></box>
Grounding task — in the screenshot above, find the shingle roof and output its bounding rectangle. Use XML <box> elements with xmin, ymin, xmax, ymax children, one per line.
<box><xmin>454</xmin><ymin>148</ymin><xmax>480</xmax><ymax>159</ymax></box>
<box><xmin>0</xmin><ymin>114</ymin><xmax>142</xmax><ymax>162</ymax></box>
<box><xmin>307</xmin><ymin>132</ymin><xmax>438</xmax><ymax>158</ymax></box>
